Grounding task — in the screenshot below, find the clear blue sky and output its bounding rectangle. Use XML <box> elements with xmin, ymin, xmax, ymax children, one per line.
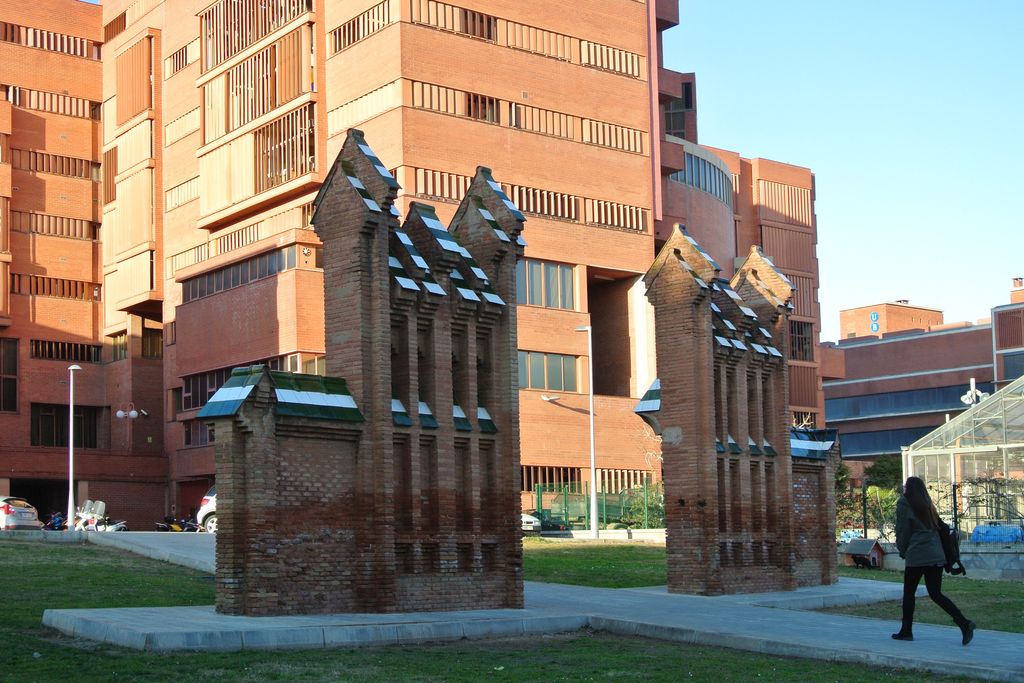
<box><xmin>663</xmin><ymin>1</ymin><xmax>1022</xmax><ymax>342</ymax></box>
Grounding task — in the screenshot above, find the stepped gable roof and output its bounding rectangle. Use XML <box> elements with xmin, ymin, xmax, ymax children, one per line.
<box><xmin>449</xmin><ymin>167</ymin><xmax>527</xmax><ymax>248</ymax></box>
<box><xmin>731</xmin><ymin>245</ymin><xmax>795</xmax><ymax>314</ymax></box>
<box><xmin>405</xmin><ymin>202</ymin><xmax>505</xmax><ymax>307</ymax></box>
<box><xmin>312</xmin><ymin>129</ymin><xmax>400</xmax><ymax>224</ymax></box>
<box><xmin>197</xmin><ymin>365</ymin><xmax>364</xmax><ymax>422</ymax></box>
<box><xmin>643</xmin><ymin>224</ymin><xmax>720</xmax><ymax>295</ymax></box>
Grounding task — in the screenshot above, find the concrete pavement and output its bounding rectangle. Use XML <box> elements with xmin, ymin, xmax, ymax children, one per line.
<box><xmin>38</xmin><ymin>532</ymin><xmax>1024</xmax><ymax>681</ymax></box>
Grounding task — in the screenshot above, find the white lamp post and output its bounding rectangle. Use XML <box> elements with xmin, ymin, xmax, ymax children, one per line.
<box><xmin>575</xmin><ymin>325</ymin><xmax>598</xmax><ymax>539</ymax></box>
<box><xmin>67</xmin><ymin>364</ymin><xmax>82</xmax><ymax>530</ymax></box>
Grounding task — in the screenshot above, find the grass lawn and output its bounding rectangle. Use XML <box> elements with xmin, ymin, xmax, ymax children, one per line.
<box><xmin>0</xmin><ymin>537</ymin><xmax>981</xmax><ymax>682</ymax></box>
<box><xmin>827</xmin><ymin>565</ymin><xmax>1024</xmax><ymax>634</ymax></box>
<box><xmin>522</xmin><ymin>537</ymin><xmax>667</xmax><ymax>587</ymax></box>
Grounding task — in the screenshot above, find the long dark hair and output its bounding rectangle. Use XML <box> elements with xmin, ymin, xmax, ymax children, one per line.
<box><xmin>904</xmin><ymin>476</ymin><xmax>939</xmax><ymax>528</ymax></box>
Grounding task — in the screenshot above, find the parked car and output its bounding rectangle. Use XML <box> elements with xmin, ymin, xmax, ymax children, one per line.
<box><xmin>197</xmin><ymin>486</ymin><xmax>217</xmax><ymax>533</ymax></box>
<box><xmin>0</xmin><ymin>496</ymin><xmax>42</xmax><ymax>530</ymax></box>
<box><xmin>521</xmin><ymin>512</ymin><xmax>542</xmax><ymax>533</ymax></box>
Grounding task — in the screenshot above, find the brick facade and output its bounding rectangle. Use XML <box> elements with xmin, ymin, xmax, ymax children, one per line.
<box><xmin>203</xmin><ymin>131</ymin><xmax>524</xmax><ymax>615</ymax></box>
<box><xmin>640</xmin><ymin>225</ymin><xmax>836</xmax><ymax>594</ymax></box>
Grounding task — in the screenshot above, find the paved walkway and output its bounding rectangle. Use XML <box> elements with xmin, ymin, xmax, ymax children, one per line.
<box><xmin>40</xmin><ymin>532</ymin><xmax>1024</xmax><ymax>682</ymax></box>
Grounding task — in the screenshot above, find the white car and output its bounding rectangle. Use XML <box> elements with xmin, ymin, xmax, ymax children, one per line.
<box><xmin>521</xmin><ymin>513</ymin><xmax>542</xmax><ymax>533</ymax></box>
<box><xmin>197</xmin><ymin>486</ymin><xmax>217</xmax><ymax>533</ymax></box>
<box><xmin>1</xmin><ymin>496</ymin><xmax>42</xmax><ymax>530</ymax></box>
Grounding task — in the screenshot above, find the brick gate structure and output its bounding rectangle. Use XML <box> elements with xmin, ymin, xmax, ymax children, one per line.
<box><xmin>637</xmin><ymin>225</ymin><xmax>836</xmax><ymax>595</ymax></box>
<box><xmin>199</xmin><ymin>131</ymin><xmax>525</xmax><ymax>615</ymax></box>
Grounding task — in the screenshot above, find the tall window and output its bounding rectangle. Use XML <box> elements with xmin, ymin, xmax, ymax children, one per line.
<box><xmin>516</xmin><ymin>259</ymin><xmax>574</xmax><ymax>310</ymax></box>
<box><xmin>789</xmin><ymin>320</ymin><xmax>815</xmax><ymax>361</ymax></box>
<box><xmin>111</xmin><ymin>332</ymin><xmax>128</xmax><ymax>361</ymax></box>
<box><xmin>142</xmin><ymin>328</ymin><xmax>163</xmax><ymax>359</ymax></box>
<box><xmin>0</xmin><ymin>338</ymin><xmax>16</xmax><ymax>412</ymax></box>
<box><xmin>31</xmin><ymin>404</ymin><xmax>99</xmax><ymax>447</ymax></box>
<box><xmin>664</xmin><ymin>97</ymin><xmax>687</xmax><ymax>139</ymax></box>
<box><xmin>518</xmin><ymin>351</ymin><xmax>577</xmax><ymax>391</ymax></box>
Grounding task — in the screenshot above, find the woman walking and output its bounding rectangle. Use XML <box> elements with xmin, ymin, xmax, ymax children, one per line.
<box><xmin>892</xmin><ymin>476</ymin><xmax>976</xmax><ymax>644</ymax></box>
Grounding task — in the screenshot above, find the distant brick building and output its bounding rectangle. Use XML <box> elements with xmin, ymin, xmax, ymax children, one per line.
<box><xmin>199</xmin><ymin>131</ymin><xmax>524</xmax><ymax>615</ymax></box>
<box><xmin>824</xmin><ymin>279</ymin><xmax>1024</xmax><ymax>485</ymax></box>
<box><xmin>638</xmin><ymin>226</ymin><xmax>836</xmax><ymax>594</ymax></box>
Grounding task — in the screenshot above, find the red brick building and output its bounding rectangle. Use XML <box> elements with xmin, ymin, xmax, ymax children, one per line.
<box><xmin>0</xmin><ymin>0</ymin><xmax>165</xmax><ymax>527</ymax></box>
<box><xmin>1</xmin><ymin>1</ymin><xmax>826</xmax><ymax>528</ymax></box>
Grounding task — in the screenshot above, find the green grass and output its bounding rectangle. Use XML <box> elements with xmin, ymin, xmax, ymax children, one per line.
<box><xmin>827</xmin><ymin>565</ymin><xmax>1024</xmax><ymax>634</ymax></box>
<box><xmin>522</xmin><ymin>537</ymin><xmax>667</xmax><ymax>587</ymax></box>
<box><xmin>0</xmin><ymin>538</ymin><xmax>982</xmax><ymax>682</ymax></box>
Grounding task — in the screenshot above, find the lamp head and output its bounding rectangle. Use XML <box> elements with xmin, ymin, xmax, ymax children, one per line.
<box><xmin>574</xmin><ymin>325</ymin><xmax>591</xmax><ymax>332</ymax></box>
<box><xmin>541</xmin><ymin>395</ymin><xmax>561</xmax><ymax>402</ymax></box>
<box><xmin>68</xmin><ymin>364</ymin><xmax>82</xmax><ymax>372</ymax></box>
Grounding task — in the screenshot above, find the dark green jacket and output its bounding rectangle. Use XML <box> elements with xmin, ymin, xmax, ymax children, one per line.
<box><xmin>895</xmin><ymin>496</ymin><xmax>945</xmax><ymax>567</ymax></box>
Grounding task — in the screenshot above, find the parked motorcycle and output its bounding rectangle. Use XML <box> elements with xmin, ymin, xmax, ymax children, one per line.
<box><xmin>42</xmin><ymin>511</ymin><xmax>67</xmax><ymax>531</ymax></box>
<box><xmin>74</xmin><ymin>499</ymin><xmax>129</xmax><ymax>531</ymax></box>
<box><xmin>155</xmin><ymin>516</ymin><xmax>200</xmax><ymax>532</ymax></box>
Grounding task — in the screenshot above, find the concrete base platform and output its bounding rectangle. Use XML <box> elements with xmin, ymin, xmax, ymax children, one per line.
<box><xmin>43</xmin><ymin>603</ymin><xmax>586</xmax><ymax>652</ymax></box>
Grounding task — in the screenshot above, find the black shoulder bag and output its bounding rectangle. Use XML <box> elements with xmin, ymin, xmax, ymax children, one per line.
<box><xmin>937</xmin><ymin>519</ymin><xmax>966</xmax><ymax>576</ymax></box>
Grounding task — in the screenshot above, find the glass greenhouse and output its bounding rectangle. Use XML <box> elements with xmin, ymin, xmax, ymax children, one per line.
<box><xmin>902</xmin><ymin>373</ymin><xmax>1024</xmax><ymax>536</ymax></box>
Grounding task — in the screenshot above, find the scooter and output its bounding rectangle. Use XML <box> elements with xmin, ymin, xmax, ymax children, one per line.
<box><xmin>42</xmin><ymin>511</ymin><xmax>67</xmax><ymax>531</ymax></box>
<box><xmin>74</xmin><ymin>500</ymin><xmax>129</xmax><ymax>531</ymax></box>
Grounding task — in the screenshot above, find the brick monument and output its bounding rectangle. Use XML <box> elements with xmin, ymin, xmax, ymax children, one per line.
<box><xmin>637</xmin><ymin>225</ymin><xmax>836</xmax><ymax>595</ymax></box>
<box><xmin>199</xmin><ymin>130</ymin><xmax>526</xmax><ymax>615</ymax></box>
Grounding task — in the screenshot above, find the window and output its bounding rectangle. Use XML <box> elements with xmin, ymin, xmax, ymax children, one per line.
<box><xmin>516</xmin><ymin>259</ymin><xmax>574</xmax><ymax>310</ymax></box>
<box><xmin>458</xmin><ymin>8</ymin><xmax>497</xmax><ymax>40</ymax></box>
<box><xmin>682</xmin><ymin>82</ymin><xmax>694</xmax><ymax>110</ymax></box>
<box><xmin>181</xmin><ymin>246</ymin><xmax>314</xmax><ymax>304</ymax></box>
<box><xmin>330</xmin><ymin>1</ymin><xmax>390</xmax><ymax>53</ymax></box>
<box><xmin>29</xmin><ymin>340</ymin><xmax>101</xmax><ymax>363</ymax></box>
<box><xmin>792</xmin><ymin>411</ymin><xmax>817</xmax><ymax>429</ymax></box>
<box><xmin>789</xmin><ymin>320</ymin><xmax>815</xmax><ymax>361</ymax></box>
<box><xmin>466</xmin><ymin>93</ymin><xmax>498</xmax><ymax>123</ymax></box>
<box><xmin>1</xmin><ymin>338</ymin><xmax>16</xmax><ymax>412</ymax></box>
<box><xmin>31</xmin><ymin>403</ymin><xmax>99</xmax><ymax>448</ymax></box>
<box><xmin>521</xmin><ymin>465</ymin><xmax>581</xmax><ymax>493</ymax></box>
<box><xmin>825</xmin><ymin>383</ymin><xmax>996</xmax><ymax>422</ymax></box>
<box><xmin>1005</xmin><ymin>351</ymin><xmax>1024</xmax><ymax>381</ymax></box>
<box><xmin>111</xmin><ymin>332</ymin><xmax>128</xmax><ymax>361</ymax></box>
<box><xmin>0</xmin><ymin>20</ymin><xmax>100</xmax><ymax>59</ymax></box>
<box><xmin>518</xmin><ymin>351</ymin><xmax>577</xmax><ymax>391</ymax></box>
<box><xmin>664</xmin><ymin>97</ymin><xmax>687</xmax><ymax>139</ymax></box>
<box><xmin>182</xmin><ymin>419</ymin><xmax>214</xmax><ymax>447</ymax></box>
<box><xmin>181</xmin><ymin>367</ymin><xmax>235</xmax><ymax>411</ymax></box>
<box><xmin>142</xmin><ymin>328</ymin><xmax>162</xmax><ymax>359</ymax></box>
<box><xmin>839</xmin><ymin>427</ymin><xmax>936</xmax><ymax>458</ymax></box>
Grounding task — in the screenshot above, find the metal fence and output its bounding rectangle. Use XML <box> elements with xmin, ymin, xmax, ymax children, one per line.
<box><xmin>529</xmin><ymin>480</ymin><xmax>665</xmax><ymax>530</ymax></box>
<box><xmin>928</xmin><ymin>478</ymin><xmax>1024</xmax><ymax>541</ymax></box>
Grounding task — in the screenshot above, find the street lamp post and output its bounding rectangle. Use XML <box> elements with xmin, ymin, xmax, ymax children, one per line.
<box><xmin>67</xmin><ymin>364</ymin><xmax>82</xmax><ymax>531</ymax></box>
<box><xmin>574</xmin><ymin>325</ymin><xmax>598</xmax><ymax>539</ymax></box>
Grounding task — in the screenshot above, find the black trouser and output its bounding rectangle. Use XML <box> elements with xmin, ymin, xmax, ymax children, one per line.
<box><xmin>901</xmin><ymin>565</ymin><xmax>967</xmax><ymax>632</ymax></box>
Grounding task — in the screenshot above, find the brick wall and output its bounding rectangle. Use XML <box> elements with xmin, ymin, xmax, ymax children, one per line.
<box><xmin>646</xmin><ymin>229</ymin><xmax>835</xmax><ymax>595</ymax></box>
<box><xmin>213</xmin><ymin>132</ymin><xmax>524</xmax><ymax>615</ymax></box>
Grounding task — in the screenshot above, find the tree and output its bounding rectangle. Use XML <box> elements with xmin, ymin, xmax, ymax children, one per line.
<box><xmin>866</xmin><ymin>485</ymin><xmax>900</xmax><ymax>541</ymax></box>
<box><xmin>864</xmin><ymin>454</ymin><xmax>903</xmax><ymax>490</ymax></box>
<box><xmin>834</xmin><ymin>461</ymin><xmax>861</xmax><ymax>531</ymax></box>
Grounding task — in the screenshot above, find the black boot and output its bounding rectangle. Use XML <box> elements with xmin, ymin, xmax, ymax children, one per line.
<box><xmin>891</xmin><ymin>631</ymin><xmax>913</xmax><ymax>641</ymax></box>
<box><xmin>960</xmin><ymin>620</ymin><xmax>976</xmax><ymax>646</ymax></box>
